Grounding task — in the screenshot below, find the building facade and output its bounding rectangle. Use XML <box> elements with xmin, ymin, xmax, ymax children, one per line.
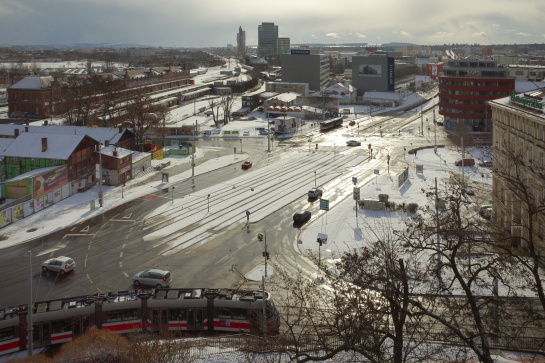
<box><xmin>438</xmin><ymin>58</ymin><xmax>514</xmax><ymax>143</ymax></box>
<box><xmin>277</xmin><ymin>37</ymin><xmax>291</xmax><ymax>56</ymax></box>
<box><xmin>236</xmin><ymin>26</ymin><xmax>246</xmax><ymax>57</ymax></box>
<box><xmin>351</xmin><ymin>53</ymin><xmax>395</xmax><ymax>95</ymax></box>
<box><xmin>280</xmin><ymin>50</ymin><xmax>330</xmax><ymax>92</ymax></box>
<box><xmin>258</xmin><ymin>22</ymin><xmax>279</xmax><ymax>64</ymax></box>
<box><xmin>490</xmin><ymin>89</ymin><xmax>545</xmax><ymax>253</ymax></box>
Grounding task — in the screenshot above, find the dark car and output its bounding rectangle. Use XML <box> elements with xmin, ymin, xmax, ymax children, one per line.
<box><xmin>242</xmin><ymin>161</ymin><xmax>252</xmax><ymax>169</ymax></box>
<box><xmin>293</xmin><ymin>210</ymin><xmax>311</xmax><ymax>224</ymax></box>
<box><xmin>479</xmin><ymin>161</ymin><xmax>493</xmax><ymax>168</ymax></box>
<box><xmin>455</xmin><ymin>158</ymin><xmax>475</xmax><ymax>166</ymax></box>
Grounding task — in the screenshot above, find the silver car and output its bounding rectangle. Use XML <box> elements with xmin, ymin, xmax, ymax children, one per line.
<box><xmin>42</xmin><ymin>256</ymin><xmax>75</xmax><ymax>275</ymax></box>
<box><xmin>133</xmin><ymin>268</ymin><xmax>172</xmax><ymax>288</ymax></box>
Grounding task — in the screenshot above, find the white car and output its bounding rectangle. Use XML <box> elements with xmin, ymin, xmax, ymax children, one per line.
<box><xmin>42</xmin><ymin>256</ymin><xmax>75</xmax><ymax>275</ymax></box>
<box><xmin>346</xmin><ymin>140</ymin><xmax>362</xmax><ymax>146</ymax></box>
<box><xmin>243</xmin><ymin>131</ymin><xmax>250</xmax><ymax>136</ymax></box>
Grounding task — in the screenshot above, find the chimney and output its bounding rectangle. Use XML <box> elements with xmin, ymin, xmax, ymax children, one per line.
<box><xmin>44</xmin><ymin>120</ymin><xmax>48</xmax><ymax>126</ymax></box>
<box><xmin>14</xmin><ymin>129</ymin><xmax>19</xmax><ymax>137</ymax></box>
<box><xmin>25</xmin><ymin>126</ymin><xmax>29</xmax><ymax>132</ymax></box>
<box><xmin>41</xmin><ymin>137</ymin><xmax>48</xmax><ymax>152</ymax></box>
<box><xmin>118</xmin><ymin>125</ymin><xmax>122</xmax><ymax>133</ymax></box>
<box><xmin>113</xmin><ymin>148</ymin><xmax>118</xmax><ymax>157</ymax></box>
<box><xmin>105</xmin><ymin>140</ymin><xmax>110</xmax><ymax>147</ymax></box>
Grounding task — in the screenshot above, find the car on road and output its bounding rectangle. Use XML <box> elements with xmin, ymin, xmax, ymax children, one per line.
<box><xmin>455</xmin><ymin>158</ymin><xmax>475</xmax><ymax>166</ymax></box>
<box><xmin>462</xmin><ymin>185</ymin><xmax>475</xmax><ymax>196</ymax></box>
<box><xmin>479</xmin><ymin>205</ymin><xmax>492</xmax><ymax>220</ymax></box>
<box><xmin>346</xmin><ymin>140</ymin><xmax>362</xmax><ymax>146</ymax></box>
<box><xmin>42</xmin><ymin>256</ymin><xmax>75</xmax><ymax>275</ymax></box>
<box><xmin>133</xmin><ymin>268</ymin><xmax>172</xmax><ymax>288</ymax></box>
<box><xmin>242</xmin><ymin>161</ymin><xmax>252</xmax><ymax>169</ymax></box>
<box><xmin>258</xmin><ymin>129</ymin><xmax>269</xmax><ymax>135</ymax></box>
<box><xmin>308</xmin><ymin>188</ymin><xmax>323</xmax><ymax>199</ymax></box>
<box><xmin>293</xmin><ymin>210</ymin><xmax>311</xmax><ymax>224</ymax></box>
<box><xmin>479</xmin><ymin>160</ymin><xmax>493</xmax><ymax>168</ymax></box>
<box><xmin>243</xmin><ymin>130</ymin><xmax>250</xmax><ymax>136</ymax></box>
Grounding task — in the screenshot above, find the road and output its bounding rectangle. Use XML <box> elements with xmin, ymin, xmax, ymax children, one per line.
<box><xmin>0</xmin><ymin>99</ymin><xmax>449</xmax><ymax>308</ymax></box>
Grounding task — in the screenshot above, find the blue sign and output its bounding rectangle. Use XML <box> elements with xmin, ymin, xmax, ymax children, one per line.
<box><xmin>352</xmin><ymin>177</ymin><xmax>357</xmax><ymax>185</ymax></box>
<box><xmin>246</xmin><ymin>210</ymin><xmax>251</xmax><ymax>216</ymax></box>
<box><xmin>387</xmin><ymin>57</ymin><xmax>395</xmax><ymax>92</ymax></box>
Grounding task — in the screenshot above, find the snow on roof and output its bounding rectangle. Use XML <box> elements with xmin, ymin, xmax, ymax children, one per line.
<box><xmin>267</xmin><ymin>92</ymin><xmax>301</xmax><ymax>103</ymax></box>
<box><xmin>0</xmin><ymin>125</ymin><xmax>129</xmax><ymax>145</ymax></box>
<box><xmin>6</xmin><ymin>165</ymin><xmax>60</xmax><ymax>182</ymax></box>
<box><xmin>8</xmin><ymin>76</ymin><xmax>54</xmax><ymax>90</ymax></box>
<box><xmin>514</xmin><ymin>81</ymin><xmax>545</xmax><ymax>93</ymax></box>
<box><xmin>99</xmin><ymin>145</ymin><xmax>132</xmax><ymax>159</ymax></box>
<box><xmin>0</xmin><ymin>138</ymin><xmax>14</xmax><ymax>153</ymax></box>
<box><xmin>1</xmin><ymin>132</ymin><xmax>90</xmax><ymax>160</ymax></box>
<box><xmin>131</xmin><ymin>150</ymin><xmax>150</xmax><ymax>163</ymax></box>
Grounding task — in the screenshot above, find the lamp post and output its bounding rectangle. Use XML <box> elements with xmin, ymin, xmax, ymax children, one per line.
<box><xmin>207</xmin><ymin>194</ymin><xmax>210</xmax><ymax>212</ymax></box>
<box><xmin>121</xmin><ymin>182</ymin><xmax>125</xmax><ymax>199</ymax></box>
<box><xmin>314</xmin><ymin>171</ymin><xmax>317</xmax><ymax>187</ymax></box>
<box><xmin>239</xmin><ymin>138</ymin><xmax>242</xmax><ymax>153</ymax></box>
<box><xmin>171</xmin><ymin>186</ymin><xmax>175</xmax><ymax>204</ymax></box>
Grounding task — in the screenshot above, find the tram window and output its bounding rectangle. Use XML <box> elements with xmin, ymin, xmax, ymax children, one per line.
<box><xmin>106</xmin><ymin>311</ymin><xmax>122</xmax><ymax>322</ymax></box>
<box><xmin>52</xmin><ymin>319</ymin><xmax>71</xmax><ymax>333</ymax></box>
<box><xmin>0</xmin><ymin>327</ymin><xmax>15</xmax><ymax>342</ymax></box>
<box><xmin>122</xmin><ymin>308</ymin><xmax>138</xmax><ymax>320</ymax></box>
<box><xmin>169</xmin><ymin>308</ymin><xmax>186</xmax><ymax>321</ymax></box>
<box><xmin>216</xmin><ymin>308</ymin><xmax>247</xmax><ymax>320</ymax></box>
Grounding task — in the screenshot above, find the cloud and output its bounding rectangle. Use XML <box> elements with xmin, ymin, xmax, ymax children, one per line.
<box><xmin>355</xmin><ymin>32</ymin><xmax>366</xmax><ymax>38</ymax></box>
<box><xmin>492</xmin><ymin>23</ymin><xmax>501</xmax><ymax>28</ymax></box>
<box><xmin>517</xmin><ymin>32</ymin><xmax>531</xmax><ymax>36</ymax></box>
<box><xmin>326</xmin><ymin>32</ymin><xmax>340</xmax><ymax>38</ymax></box>
<box><xmin>472</xmin><ymin>31</ymin><xmax>489</xmax><ymax>39</ymax></box>
<box><xmin>434</xmin><ymin>31</ymin><xmax>448</xmax><ymax>36</ymax></box>
<box><xmin>400</xmin><ymin>31</ymin><xmax>412</xmax><ymax>37</ymax></box>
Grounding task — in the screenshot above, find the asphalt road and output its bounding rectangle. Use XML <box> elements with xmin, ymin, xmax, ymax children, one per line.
<box><xmin>0</xmin><ymin>103</ymin><xmax>449</xmax><ymax>308</ymax></box>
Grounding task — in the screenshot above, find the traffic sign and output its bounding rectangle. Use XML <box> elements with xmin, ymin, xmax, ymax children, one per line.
<box><xmin>246</xmin><ymin>210</ymin><xmax>251</xmax><ymax>216</ymax></box>
<box><xmin>320</xmin><ymin>198</ymin><xmax>329</xmax><ymax>211</ymax></box>
<box><xmin>352</xmin><ymin>176</ymin><xmax>357</xmax><ymax>185</ymax></box>
<box><xmin>353</xmin><ymin>187</ymin><xmax>360</xmax><ymax>201</ymax></box>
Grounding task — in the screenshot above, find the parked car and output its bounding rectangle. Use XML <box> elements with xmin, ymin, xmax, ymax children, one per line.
<box><xmin>258</xmin><ymin>129</ymin><xmax>269</xmax><ymax>135</ymax></box>
<box><xmin>479</xmin><ymin>205</ymin><xmax>493</xmax><ymax>220</ymax></box>
<box><xmin>346</xmin><ymin>140</ymin><xmax>362</xmax><ymax>147</ymax></box>
<box><xmin>243</xmin><ymin>130</ymin><xmax>250</xmax><ymax>136</ymax></box>
<box><xmin>308</xmin><ymin>188</ymin><xmax>323</xmax><ymax>199</ymax></box>
<box><xmin>242</xmin><ymin>161</ymin><xmax>252</xmax><ymax>169</ymax></box>
<box><xmin>133</xmin><ymin>268</ymin><xmax>172</xmax><ymax>288</ymax></box>
<box><xmin>479</xmin><ymin>160</ymin><xmax>493</xmax><ymax>168</ymax></box>
<box><xmin>42</xmin><ymin>256</ymin><xmax>75</xmax><ymax>275</ymax></box>
<box><xmin>455</xmin><ymin>158</ymin><xmax>475</xmax><ymax>166</ymax></box>
<box><xmin>349</xmin><ymin>121</ymin><xmax>356</xmax><ymax>126</ymax></box>
<box><xmin>436</xmin><ymin>121</ymin><xmax>444</xmax><ymax>126</ymax></box>
<box><xmin>293</xmin><ymin>210</ymin><xmax>311</xmax><ymax>224</ymax></box>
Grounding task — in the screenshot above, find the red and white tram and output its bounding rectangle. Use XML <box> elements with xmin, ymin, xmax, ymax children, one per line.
<box><xmin>0</xmin><ymin>287</ymin><xmax>280</xmax><ymax>357</ymax></box>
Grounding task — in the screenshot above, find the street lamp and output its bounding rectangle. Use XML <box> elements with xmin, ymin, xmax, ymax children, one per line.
<box><xmin>171</xmin><ymin>186</ymin><xmax>175</xmax><ymax>204</ymax></box>
<box><xmin>121</xmin><ymin>182</ymin><xmax>125</xmax><ymax>199</ymax></box>
<box><xmin>207</xmin><ymin>194</ymin><xmax>210</xmax><ymax>212</ymax></box>
<box><xmin>314</xmin><ymin>171</ymin><xmax>317</xmax><ymax>187</ymax></box>
<box><xmin>239</xmin><ymin>138</ymin><xmax>242</xmax><ymax>153</ymax></box>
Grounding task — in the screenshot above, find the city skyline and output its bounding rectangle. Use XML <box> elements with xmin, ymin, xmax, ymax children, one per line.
<box><xmin>0</xmin><ymin>0</ymin><xmax>544</xmax><ymax>48</ymax></box>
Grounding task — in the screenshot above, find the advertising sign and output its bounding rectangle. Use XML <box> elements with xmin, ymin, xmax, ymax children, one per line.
<box><xmin>291</xmin><ymin>49</ymin><xmax>310</xmax><ymax>55</ymax></box>
<box><xmin>33</xmin><ymin>165</ymin><xmax>68</xmax><ymax>198</ymax></box>
<box><xmin>387</xmin><ymin>57</ymin><xmax>395</xmax><ymax>92</ymax></box>
<box><xmin>6</xmin><ymin>180</ymin><xmax>31</xmax><ymax>199</ymax></box>
<box><xmin>353</xmin><ymin>187</ymin><xmax>360</xmax><ymax>201</ymax></box>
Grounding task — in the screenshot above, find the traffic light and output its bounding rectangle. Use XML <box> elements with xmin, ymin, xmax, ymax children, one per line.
<box><xmin>262</xmin><ymin>251</ymin><xmax>270</xmax><ymax>259</ymax></box>
<box><xmin>317</xmin><ymin>238</ymin><xmax>323</xmax><ymax>246</ymax></box>
<box><xmin>387</xmin><ymin>154</ymin><xmax>390</xmax><ymax>165</ymax></box>
<box><xmin>368</xmin><ymin>143</ymin><xmax>371</xmax><ymax>150</ymax></box>
<box><xmin>257</xmin><ymin>233</ymin><xmax>264</xmax><ymax>242</ymax></box>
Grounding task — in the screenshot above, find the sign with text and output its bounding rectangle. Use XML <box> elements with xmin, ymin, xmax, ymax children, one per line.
<box><xmin>320</xmin><ymin>198</ymin><xmax>330</xmax><ymax>211</ymax></box>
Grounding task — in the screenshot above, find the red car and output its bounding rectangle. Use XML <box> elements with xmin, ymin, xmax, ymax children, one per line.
<box><xmin>242</xmin><ymin>161</ymin><xmax>252</xmax><ymax>169</ymax></box>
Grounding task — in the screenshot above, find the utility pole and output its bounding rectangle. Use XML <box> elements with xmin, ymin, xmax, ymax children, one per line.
<box><xmin>420</xmin><ymin>106</ymin><xmax>424</xmax><ymax>136</ymax></box>
<box><xmin>27</xmin><ymin>251</ymin><xmax>33</xmax><ymax>357</ymax></box>
<box><xmin>461</xmin><ymin>137</ymin><xmax>465</xmax><ymax>189</ymax></box>
<box><xmin>98</xmin><ymin>143</ymin><xmax>103</xmax><ymax>207</ymax></box>
<box><xmin>192</xmin><ymin>120</ymin><xmax>197</xmax><ymax>180</ymax></box>
<box><xmin>258</xmin><ymin>232</ymin><xmax>268</xmax><ymax>337</ymax></box>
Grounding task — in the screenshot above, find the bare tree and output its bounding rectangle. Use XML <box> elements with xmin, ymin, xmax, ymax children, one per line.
<box><xmin>125</xmin><ymin>91</ymin><xmax>168</xmax><ymax>150</ymax></box>
<box><xmin>220</xmin><ymin>94</ymin><xmax>236</xmax><ymax>125</ymax></box>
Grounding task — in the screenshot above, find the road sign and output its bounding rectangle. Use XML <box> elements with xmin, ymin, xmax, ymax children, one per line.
<box><xmin>317</xmin><ymin>233</ymin><xmax>328</xmax><ymax>245</ymax></box>
<box><xmin>246</xmin><ymin>210</ymin><xmax>251</xmax><ymax>216</ymax></box>
<box><xmin>352</xmin><ymin>176</ymin><xmax>357</xmax><ymax>185</ymax></box>
<box><xmin>353</xmin><ymin>187</ymin><xmax>360</xmax><ymax>201</ymax></box>
<box><xmin>319</xmin><ymin>198</ymin><xmax>329</xmax><ymax>211</ymax></box>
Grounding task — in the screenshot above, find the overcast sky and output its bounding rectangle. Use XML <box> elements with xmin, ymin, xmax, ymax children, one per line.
<box><xmin>1</xmin><ymin>0</ymin><xmax>544</xmax><ymax>47</ymax></box>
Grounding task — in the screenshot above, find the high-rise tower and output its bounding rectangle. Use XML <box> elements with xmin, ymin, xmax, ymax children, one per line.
<box><xmin>258</xmin><ymin>22</ymin><xmax>278</xmax><ymax>63</ymax></box>
<box><xmin>236</xmin><ymin>26</ymin><xmax>246</xmax><ymax>57</ymax></box>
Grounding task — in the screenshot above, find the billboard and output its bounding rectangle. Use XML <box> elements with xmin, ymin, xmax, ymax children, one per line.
<box><xmin>291</xmin><ymin>49</ymin><xmax>310</xmax><ymax>55</ymax></box>
<box><xmin>33</xmin><ymin>165</ymin><xmax>68</xmax><ymax>198</ymax></box>
<box><xmin>358</xmin><ymin>64</ymin><xmax>382</xmax><ymax>76</ymax></box>
<box><xmin>387</xmin><ymin>57</ymin><xmax>395</xmax><ymax>92</ymax></box>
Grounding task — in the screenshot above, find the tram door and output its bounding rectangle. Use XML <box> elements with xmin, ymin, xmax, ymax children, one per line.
<box><xmin>72</xmin><ymin>315</ymin><xmax>90</xmax><ymax>338</ymax></box>
<box><xmin>187</xmin><ymin>308</ymin><xmax>203</xmax><ymax>331</ymax></box>
<box><xmin>32</xmin><ymin>323</ymin><xmax>50</xmax><ymax>346</ymax></box>
<box><xmin>151</xmin><ymin>309</ymin><xmax>168</xmax><ymax>331</ymax></box>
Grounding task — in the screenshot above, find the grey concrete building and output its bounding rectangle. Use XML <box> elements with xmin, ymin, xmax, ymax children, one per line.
<box><xmin>351</xmin><ymin>53</ymin><xmax>395</xmax><ymax>95</ymax></box>
<box><xmin>236</xmin><ymin>26</ymin><xmax>246</xmax><ymax>57</ymax></box>
<box><xmin>280</xmin><ymin>50</ymin><xmax>330</xmax><ymax>92</ymax></box>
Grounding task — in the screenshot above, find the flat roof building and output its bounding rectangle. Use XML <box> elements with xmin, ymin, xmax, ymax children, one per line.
<box><xmin>281</xmin><ymin>50</ymin><xmax>330</xmax><ymax>92</ymax></box>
